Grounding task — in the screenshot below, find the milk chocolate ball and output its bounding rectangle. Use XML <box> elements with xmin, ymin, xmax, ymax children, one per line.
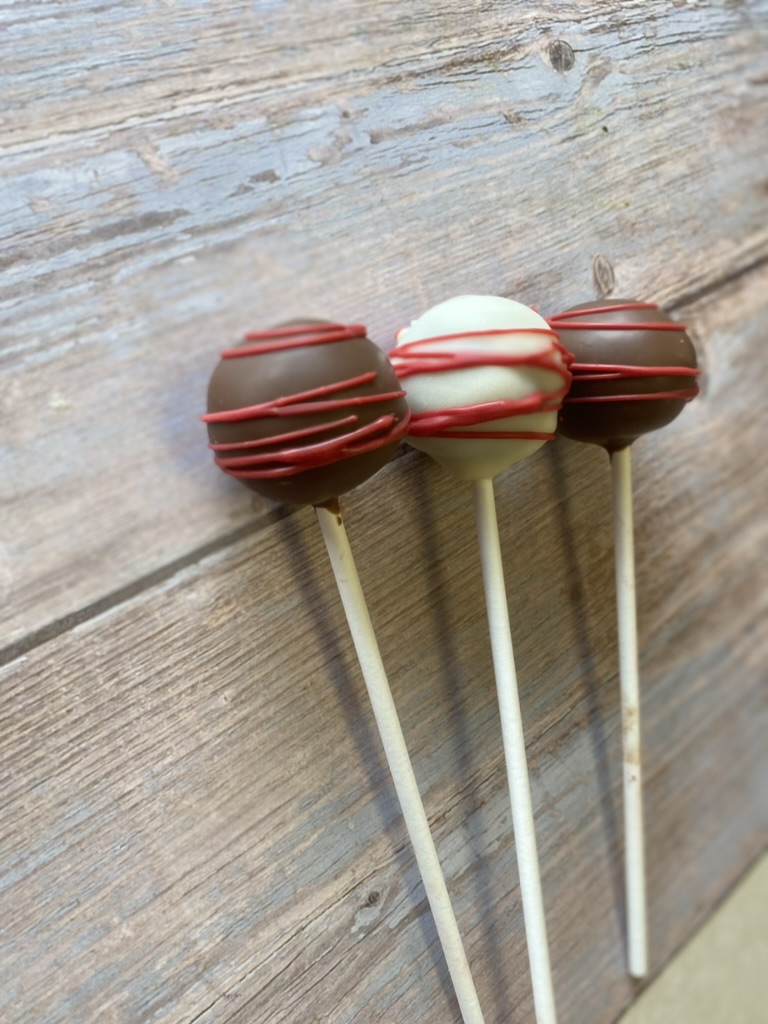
<box><xmin>550</xmin><ymin>300</ymin><xmax>699</xmax><ymax>451</ymax></box>
<box><xmin>203</xmin><ymin>321</ymin><xmax>410</xmax><ymax>506</ymax></box>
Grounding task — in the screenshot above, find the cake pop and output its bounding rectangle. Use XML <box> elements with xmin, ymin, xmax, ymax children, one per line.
<box><xmin>205</xmin><ymin>321</ymin><xmax>410</xmax><ymax>506</ymax></box>
<box><xmin>552</xmin><ymin>301</ymin><xmax>698</xmax><ymax>450</ymax></box>
<box><xmin>203</xmin><ymin>321</ymin><xmax>485</xmax><ymax>1024</ymax></box>
<box><xmin>549</xmin><ymin>300</ymin><xmax>699</xmax><ymax>978</ymax></box>
<box><xmin>393</xmin><ymin>295</ymin><xmax>572</xmax><ymax>1024</ymax></box>
<box><xmin>396</xmin><ymin>296</ymin><xmax>571</xmax><ymax>479</ymax></box>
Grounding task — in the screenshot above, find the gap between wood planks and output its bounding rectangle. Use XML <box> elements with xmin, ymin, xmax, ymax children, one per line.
<box><xmin>2</xmin><ymin>254</ymin><xmax>764</xmax><ymax>672</ymax></box>
<box><xmin>0</xmin><ymin>519</ymin><xmax>280</xmax><ymax>670</ymax></box>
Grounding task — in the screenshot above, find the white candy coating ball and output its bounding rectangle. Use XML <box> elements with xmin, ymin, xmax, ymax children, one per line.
<box><xmin>393</xmin><ymin>295</ymin><xmax>571</xmax><ymax>480</ymax></box>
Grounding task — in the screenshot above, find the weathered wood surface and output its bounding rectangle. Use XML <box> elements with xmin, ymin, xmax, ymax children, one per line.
<box><xmin>2</xmin><ymin>2</ymin><xmax>768</xmax><ymax>1024</ymax></box>
<box><xmin>2</xmin><ymin>0</ymin><xmax>768</xmax><ymax>644</ymax></box>
<box><xmin>2</xmin><ymin>270</ymin><xmax>767</xmax><ymax>1024</ymax></box>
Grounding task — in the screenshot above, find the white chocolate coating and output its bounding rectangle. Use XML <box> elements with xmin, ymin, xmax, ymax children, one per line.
<box><xmin>394</xmin><ymin>295</ymin><xmax>570</xmax><ymax>480</ymax></box>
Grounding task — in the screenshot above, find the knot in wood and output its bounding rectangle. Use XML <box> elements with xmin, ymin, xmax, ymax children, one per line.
<box><xmin>549</xmin><ymin>39</ymin><xmax>575</xmax><ymax>73</ymax></box>
<box><xmin>592</xmin><ymin>254</ymin><xmax>616</xmax><ymax>297</ymax></box>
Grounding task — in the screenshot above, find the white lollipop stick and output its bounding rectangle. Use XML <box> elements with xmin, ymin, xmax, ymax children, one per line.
<box><xmin>316</xmin><ymin>503</ymin><xmax>486</xmax><ymax>1024</ymax></box>
<box><xmin>610</xmin><ymin>447</ymin><xmax>648</xmax><ymax>978</ymax></box>
<box><xmin>473</xmin><ymin>478</ymin><xmax>557</xmax><ymax>1024</ymax></box>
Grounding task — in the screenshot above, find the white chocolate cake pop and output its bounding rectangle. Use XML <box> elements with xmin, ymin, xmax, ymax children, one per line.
<box><xmin>392</xmin><ymin>294</ymin><xmax>572</xmax><ymax>1024</ymax></box>
<box><xmin>393</xmin><ymin>295</ymin><xmax>572</xmax><ymax>479</ymax></box>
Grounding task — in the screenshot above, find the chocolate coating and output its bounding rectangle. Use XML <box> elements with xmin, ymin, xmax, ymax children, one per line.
<box><xmin>204</xmin><ymin>320</ymin><xmax>410</xmax><ymax>506</ymax></box>
<box><xmin>394</xmin><ymin>295</ymin><xmax>572</xmax><ymax>480</ymax></box>
<box><xmin>551</xmin><ymin>300</ymin><xmax>699</xmax><ymax>451</ymax></box>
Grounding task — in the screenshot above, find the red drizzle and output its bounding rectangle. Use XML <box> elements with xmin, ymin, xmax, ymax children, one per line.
<box><xmin>549</xmin><ymin>302</ymin><xmax>686</xmax><ymax>332</ymax></box>
<box><xmin>391</xmin><ymin>327</ymin><xmax>572</xmax><ymax>441</ymax></box>
<box><xmin>202</xmin><ymin>325</ymin><xmax>411</xmax><ymax>478</ymax></box>
<box><xmin>222</xmin><ymin>322</ymin><xmax>367</xmax><ymax>358</ymax></box>
<box><xmin>548</xmin><ymin>305</ymin><xmax>700</xmax><ymax>405</ymax></box>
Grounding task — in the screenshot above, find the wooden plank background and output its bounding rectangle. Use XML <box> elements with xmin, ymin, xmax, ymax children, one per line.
<box><xmin>1</xmin><ymin>2</ymin><xmax>767</xmax><ymax>1022</ymax></box>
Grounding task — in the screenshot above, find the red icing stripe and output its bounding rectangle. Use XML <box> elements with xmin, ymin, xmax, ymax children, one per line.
<box><xmin>212</xmin><ymin>413</ymin><xmax>410</xmax><ymax>478</ymax></box>
<box><xmin>551</xmin><ymin>302</ymin><xmax>658</xmax><ymax>319</ymax></box>
<box><xmin>208</xmin><ymin>415</ymin><xmax>360</xmax><ymax>451</ymax></box>
<box><xmin>222</xmin><ymin>322</ymin><xmax>367</xmax><ymax>357</ymax></box>
<box><xmin>565</xmin><ymin>361</ymin><xmax>700</xmax><ymax>404</ymax></box>
<box><xmin>407</xmin><ymin>392</ymin><xmax>564</xmax><ymax>438</ymax></box>
<box><xmin>392</xmin><ymin>328</ymin><xmax>568</xmax><ymax>377</ymax></box>
<box><xmin>548</xmin><ymin>304</ymin><xmax>687</xmax><ymax>333</ymax></box>
<box><xmin>391</xmin><ymin>327</ymin><xmax>572</xmax><ymax>437</ymax></box>
<box><xmin>551</xmin><ymin>320</ymin><xmax>686</xmax><ymax>332</ymax></box>
<box><xmin>571</xmin><ymin>362</ymin><xmax>699</xmax><ymax>378</ymax></box>
<box><xmin>203</xmin><ymin>373</ymin><xmax>406</xmax><ymax>424</ymax></box>
<box><xmin>565</xmin><ymin>387</ymin><xmax>699</xmax><ymax>404</ymax></box>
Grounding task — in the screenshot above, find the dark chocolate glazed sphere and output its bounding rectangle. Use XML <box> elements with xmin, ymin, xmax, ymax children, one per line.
<box><xmin>550</xmin><ymin>300</ymin><xmax>699</xmax><ymax>451</ymax></box>
<box><xmin>203</xmin><ymin>321</ymin><xmax>410</xmax><ymax>506</ymax></box>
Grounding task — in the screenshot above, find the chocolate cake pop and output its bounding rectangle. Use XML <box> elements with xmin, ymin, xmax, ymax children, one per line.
<box><xmin>551</xmin><ymin>301</ymin><xmax>699</xmax><ymax>450</ymax></box>
<box><xmin>393</xmin><ymin>295</ymin><xmax>571</xmax><ymax>1024</ymax></box>
<box><xmin>548</xmin><ymin>298</ymin><xmax>700</xmax><ymax>979</ymax></box>
<box><xmin>204</xmin><ymin>321</ymin><xmax>409</xmax><ymax>506</ymax></box>
<box><xmin>203</xmin><ymin>321</ymin><xmax>485</xmax><ymax>1024</ymax></box>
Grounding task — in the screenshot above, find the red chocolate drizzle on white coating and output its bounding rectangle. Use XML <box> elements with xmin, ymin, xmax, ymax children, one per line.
<box><xmin>392</xmin><ymin>327</ymin><xmax>572</xmax><ymax>441</ymax></box>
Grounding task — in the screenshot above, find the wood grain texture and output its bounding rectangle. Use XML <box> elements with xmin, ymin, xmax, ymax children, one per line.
<box><xmin>2</xmin><ymin>2</ymin><xmax>768</xmax><ymax>1022</ymax></box>
<box><xmin>2</xmin><ymin>269</ymin><xmax>767</xmax><ymax>1023</ymax></box>
<box><xmin>2</xmin><ymin>0</ymin><xmax>768</xmax><ymax>643</ymax></box>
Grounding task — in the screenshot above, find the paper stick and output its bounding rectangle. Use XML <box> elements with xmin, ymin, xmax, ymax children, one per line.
<box><xmin>610</xmin><ymin>446</ymin><xmax>648</xmax><ymax>978</ymax></box>
<box><xmin>473</xmin><ymin>477</ymin><xmax>557</xmax><ymax>1024</ymax></box>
